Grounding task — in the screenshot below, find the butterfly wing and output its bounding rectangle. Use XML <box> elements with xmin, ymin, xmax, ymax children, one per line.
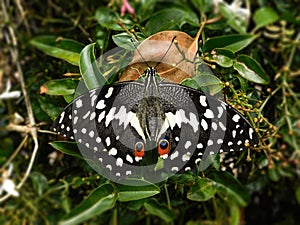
<box><xmin>157</xmin><ymin>82</ymin><xmax>258</xmax><ymax>172</ymax></box>
<box><xmin>52</xmin><ymin>82</ymin><xmax>156</xmax><ymax>179</ymax></box>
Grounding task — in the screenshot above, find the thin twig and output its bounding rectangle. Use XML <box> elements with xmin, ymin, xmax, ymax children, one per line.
<box><xmin>0</xmin><ymin>0</ymin><xmax>39</xmax><ymax>201</ymax></box>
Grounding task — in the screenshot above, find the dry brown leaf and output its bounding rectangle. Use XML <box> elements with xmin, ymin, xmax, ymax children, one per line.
<box><xmin>119</xmin><ymin>29</ymin><xmax>201</xmax><ymax>84</ymax></box>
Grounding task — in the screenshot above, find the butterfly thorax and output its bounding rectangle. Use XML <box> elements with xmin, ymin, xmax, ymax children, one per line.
<box><xmin>135</xmin><ymin>68</ymin><xmax>167</xmax><ymax>141</ymax></box>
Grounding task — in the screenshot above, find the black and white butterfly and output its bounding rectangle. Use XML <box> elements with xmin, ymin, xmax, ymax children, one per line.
<box><xmin>52</xmin><ymin>67</ymin><xmax>258</xmax><ymax>183</ymax></box>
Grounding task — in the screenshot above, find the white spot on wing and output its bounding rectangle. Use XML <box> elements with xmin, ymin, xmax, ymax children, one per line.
<box><xmin>232</xmin><ymin>114</ymin><xmax>241</xmax><ymax>123</ymax></box>
<box><xmin>105</xmin><ymin>87</ymin><xmax>114</xmax><ymax>98</ymax></box>
<box><xmin>108</xmin><ymin>147</ymin><xmax>117</xmax><ymax>156</ymax></box>
<box><xmin>207</xmin><ymin>140</ymin><xmax>213</xmax><ymax>146</ymax></box>
<box><xmin>96</xmin><ymin>137</ymin><xmax>101</xmax><ymax>143</ymax></box>
<box><xmin>98</xmin><ymin>111</ymin><xmax>105</xmax><ymax>123</ymax></box>
<box><xmin>185</xmin><ymin>141</ymin><xmax>192</xmax><ymax>149</ymax></box>
<box><xmin>59</xmin><ymin>111</ymin><xmax>65</xmax><ymax>124</ymax></box>
<box><xmin>96</xmin><ymin>100</ymin><xmax>106</xmax><ymax>109</ymax></box>
<box><xmin>126</xmin><ymin>154</ymin><xmax>133</xmax><ymax>164</ymax></box>
<box><xmin>170</xmin><ymin>151</ymin><xmax>179</xmax><ymax>160</ymax></box>
<box><xmin>219</xmin><ymin>121</ymin><xmax>226</xmax><ymax>131</ymax></box>
<box><xmin>89</xmin><ymin>130</ymin><xmax>94</xmax><ymax>138</ymax></box>
<box><xmin>204</xmin><ymin>109</ymin><xmax>214</xmax><ymax>119</ymax></box>
<box><xmin>199</xmin><ymin>95</ymin><xmax>207</xmax><ymax>107</ymax></box>
<box><xmin>171</xmin><ymin>167</ymin><xmax>179</xmax><ymax>172</ymax></box>
<box><xmin>105</xmin><ymin>107</ymin><xmax>116</xmax><ymax>127</ymax></box>
<box><xmin>83</xmin><ymin>111</ymin><xmax>90</xmax><ymax>119</ymax></box>
<box><xmin>182</xmin><ymin>152</ymin><xmax>191</xmax><ymax>162</ymax></box>
<box><xmin>197</xmin><ymin>143</ymin><xmax>203</xmax><ymax>149</ymax></box>
<box><xmin>105</xmin><ymin>137</ymin><xmax>111</xmax><ymax>146</ymax></box>
<box><xmin>249</xmin><ymin>128</ymin><xmax>254</xmax><ymax>139</ymax></box>
<box><xmin>76</xmin><ymin>99</ymin><xmax>83</xmax><ymax>108</ymax></box>
<box><xmin>90</xmin><ymin>112</ymin><xmax>96</xmax><ymax>120</ymax></box>
<box><xmin>116</xmin><ymin>157</ymin><xmax>123</xmax><ymax>167</ymax></box>
<box><xmin>201</xmin><ymin>119</ymin><xmax>208</xmax><ymax>130</ymax></box>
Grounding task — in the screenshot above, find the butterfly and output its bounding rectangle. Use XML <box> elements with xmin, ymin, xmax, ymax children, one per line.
<box><xmin>52</xmin><ymin>67</ymin><xmax>258</xmax><ymax>183</ymax></box>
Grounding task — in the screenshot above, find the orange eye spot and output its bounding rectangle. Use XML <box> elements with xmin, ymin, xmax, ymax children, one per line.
<box><xmin>134</xmin><ymin>142</ymin><xmax>144</xmax><ymax>158</ymax></box>
<box><xmin>158</xmin><ymin>139</ymin><xmax>170</xmax><ymax>157</ymax></box>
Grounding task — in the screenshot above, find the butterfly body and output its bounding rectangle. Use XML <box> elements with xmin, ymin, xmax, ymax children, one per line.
<box><xmin>53</xmin><ymin>67</ymin><xmax>258</xmax><ymax>182</ymax></box>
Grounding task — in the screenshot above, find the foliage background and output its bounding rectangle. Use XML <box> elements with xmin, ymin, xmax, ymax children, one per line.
<box><xmin>0</xmin><ymin>0</ymin><xmax>300</xmax><ymax>224</ymax></box>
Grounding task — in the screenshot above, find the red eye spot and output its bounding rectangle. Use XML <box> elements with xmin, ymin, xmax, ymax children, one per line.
<box><xmin>158</xmin><ymin>139</ymin><xmax>170</xmax><ymax>157</ymax></box>
<box><xmin>134</xmin><ymin>142</ymin><xmax>144</xmax><ymax>158</ymax></box>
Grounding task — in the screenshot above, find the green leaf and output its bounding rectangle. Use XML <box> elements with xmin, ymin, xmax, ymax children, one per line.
<box><xmin>50</xmin><ymin>141</ymin><xmax>83</xmax><ymax>159</ymax></box>
<box><xmin>203</xmin><ymin>34</ymin><xmax>256</xmax><ymax>53</ymax></box>
<box><xmin>79</xmin><ymin>43</ymin><xmax>107</xmax><ymax>89</ymax></box>
<box><xmin>194</xmin><ymin>73</ymin><xmax>223</xmax><ymax>95</ymax></box>
<box><xmin>29</xmin><ymin>172</ymin><xmax>48</xmax><ymax>196</ymax></box>
<box><xmin>42</xmin><ymin>79</ymin><xmax>76</xmax><ymax>96</ymax></box>
<box><xmin>253</xmin><ymin>7</ymin><xmax>279</xmax><ymax>29</ymax></box>
<box><xmin>233</xmin><ymin>55</ymin><xmax>270</xmax><ymax>84</ymax></box>
<box><xmin>117</xmin><ymin>181</ymin><xmax>160</xmax><ymax>202</ymax></box>
<box><xmin>30</xmin><ymin>36</ymin><xmax>84</xmax><ymax>65</ymax></box>
<box><xmin>145</xmin><ymin>8</ymin><xmax>199</xmax><ymax>35</ymax></box>
<box><xmin>212</xmin><ymin>48</ymin><xmax>235</xmax><ymax>68</ymax></box>
<box><xmin>219</xmin><ymin>2</ymin><xmax>248</xmax><ymax>33</ymax></box>
<box><xmin>112</xmin><ymin>33</ymin><xmax>135</xmax><ymax>50</ymax></box>
<box><xmin>296</xmin><ymin>186</ymin><xmax>300</xmax><ymax>204</ymax></box>
<box><xmin>38</xmin><ymin>95</ymin><xmax>64</xmax><ymax>121</ymax></box>
<box><xmin>207</xmin><ymin>171</ymin><xmax>250</xmax><ymax>207</ymax></box>
<box><xmin>229</xmin><ymin>204</ymin><xmax>240</xmax><ymax>225</ymax></box>
<box><xmin>187</xmin><ymin>178</ymin><xmax>217</xmax><ymax>202</ymax></box>
<box><xmin>144</xmin><ymin>199</ymin><xmax>175</xmax><ymax>223</ymax></box>
<box><xmin>95</xmin><ymin>7</ymin><xmax>134</xmax><ymax>31</ymax></box>
<box><xmin>59</xmin><ymin>184</ymin><xmax>117</xmax><ymax>225</ymax></box>
<box><xmin>135</xmin><ymin>0</ymin><xmax>156</xmax><ymax>22</ymax></box>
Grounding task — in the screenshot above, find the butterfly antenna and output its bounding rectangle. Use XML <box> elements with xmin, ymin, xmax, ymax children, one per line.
<box><xmin>154</xmin><ymin>36</ymin><xmax>177</xmax><ymax>69</ymax></box>
<box><xmin>130</xmin><ymin>39</ymin><xmax>151</xmax><ymax>68</ymax></box>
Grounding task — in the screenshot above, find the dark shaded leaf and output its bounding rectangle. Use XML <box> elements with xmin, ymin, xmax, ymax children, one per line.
<box><xmin>145</xmin><ymin>8</ymin><xmax>199</xmax><ymax>35</ymax></box>
<box><xmin>117</xmin><ymin>180</ymin><xmax>160</xmax><ymax>202</ymax></box>
<box><xmin>234</xmin><ymin>54</ymin><xmax>270</xmax><ymax>84</ymax></box>
<box><xmin>207</xmin><ymin>171</ymin><xmax>250</xmax><ymax>207</ymax></box>
<box><xmin>187</xmin><ymin>178</ymin><xmax>216</xmax><ymax>201</ymax></box>
<box><xmin>50</xmin><ymin>141</ymin><xmax>82</xmax><ymax>159</ymax></box>
<box><xmin>203</xmin><ymin>34</ymin><xmax>256</xmax><ymax>53</ymax></box>
<box><xmin>30</xmin><ymin>172</ymin><xmax>48</xmax><ymax>196</ymax></box>
<box><xmin>95</xmin><ymin>7</ymin><xmax>134</xmax><ymax>31</ymax></box>
<box><xmin>144</xmin><ymin>199</ymin><xmax>175</xmax><ymax>222</ymax></box>
<box><xmin>79</xmin><ymin>43</ymin><xmax>107</xmax><ymax>89</ymax></box>
<box><xmin>59</xmin><ymin>184</ymin><xmax>117</xmax><ymax>225</ymax></box>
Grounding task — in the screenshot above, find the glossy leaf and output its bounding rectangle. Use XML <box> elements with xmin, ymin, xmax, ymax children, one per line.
<box><xmin>41</xmin><ymin>79</ymin><xmax>76</xmax><ymax>96</ymax></box>
<box><xmin>144</xmin><ymin>199</ymin><xmax>175</xmax><ymax>222</ymax></box>
<box><xmin>117</xmin><ymin>181</ymin><xmax>160</xmax><ymax>202</ymax></box>
<box><xmin>212</xmin><ymin>48</ymin><xmax>235</xmax><ymax>68</ymax></box>
<box><xmin>203</xmin><ymin>34</ymin><xmax>256</xmax><ymax>53</ymax></box>
<box><xmin>79</xmin><ymin>43</ymin><xmax>107</xmax><ymax>89</ymax></box>
<box><xmin>112</xmin><ymin>33</ymin><xmax>136</xmax><ymax>50</ymax></box>
<box><xmin>254</xmin><ymin>7</ymin><xmax>279</xmax><ymax>29</ymax></box>
<box><xmin>194</xmin><ymin>73</ymin><xmax>223</xmax><ymax>95</ymax></box>
<box><xmin>50</xmin><ymin>141</ymin><xmax>83</xmax><ymax>159</ymax></box>
<box><xmin>30</xmin><ymin>36</ymin><xmax>84</xmax><ymax>65</ymax></box>
<box><xmin>59</xmin><ymin>184</ymin><xmax>117</xmax><ymax>225</ymax></box>
<box><xmin>30</xmin><ymin>172</ymin><xmax>48</xmax><ymax>196</ymax></box>
<box><xmin>38</xmin><ymin>95</ymin><xmax>64</xmax><ymax>121</ymax></box>
<box><xmin>219</xmin><ymin>2</ymin><xmax>248</xmax><ymax>33</ymax></box>
<box><xmin>145</xmin><ymin>8</ymin><xmax>199</xmax><ymax>35</ymax></box>
<box><xmin>234</xmin><ymin>55</ymin><xmax>270</xmax><ymax>84</ymax></box>
<box><xmin>95</xmin><ymin>7</ymin><xmax>134</xmax><ymax>31</ymax></box>
<box><xmin>135</xmin><ymin>0</ymin><xmax>156</xmax><ymax>22</ymax></box>
<box><xmin>207</xmin><ymin>171</ymin><xmax>250</xmax><ymax>207</ymax></box>
<box><xmin>187</xmin><ymin>178</ymin><xmax>216</xmax><ymax>201</ymax></box>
